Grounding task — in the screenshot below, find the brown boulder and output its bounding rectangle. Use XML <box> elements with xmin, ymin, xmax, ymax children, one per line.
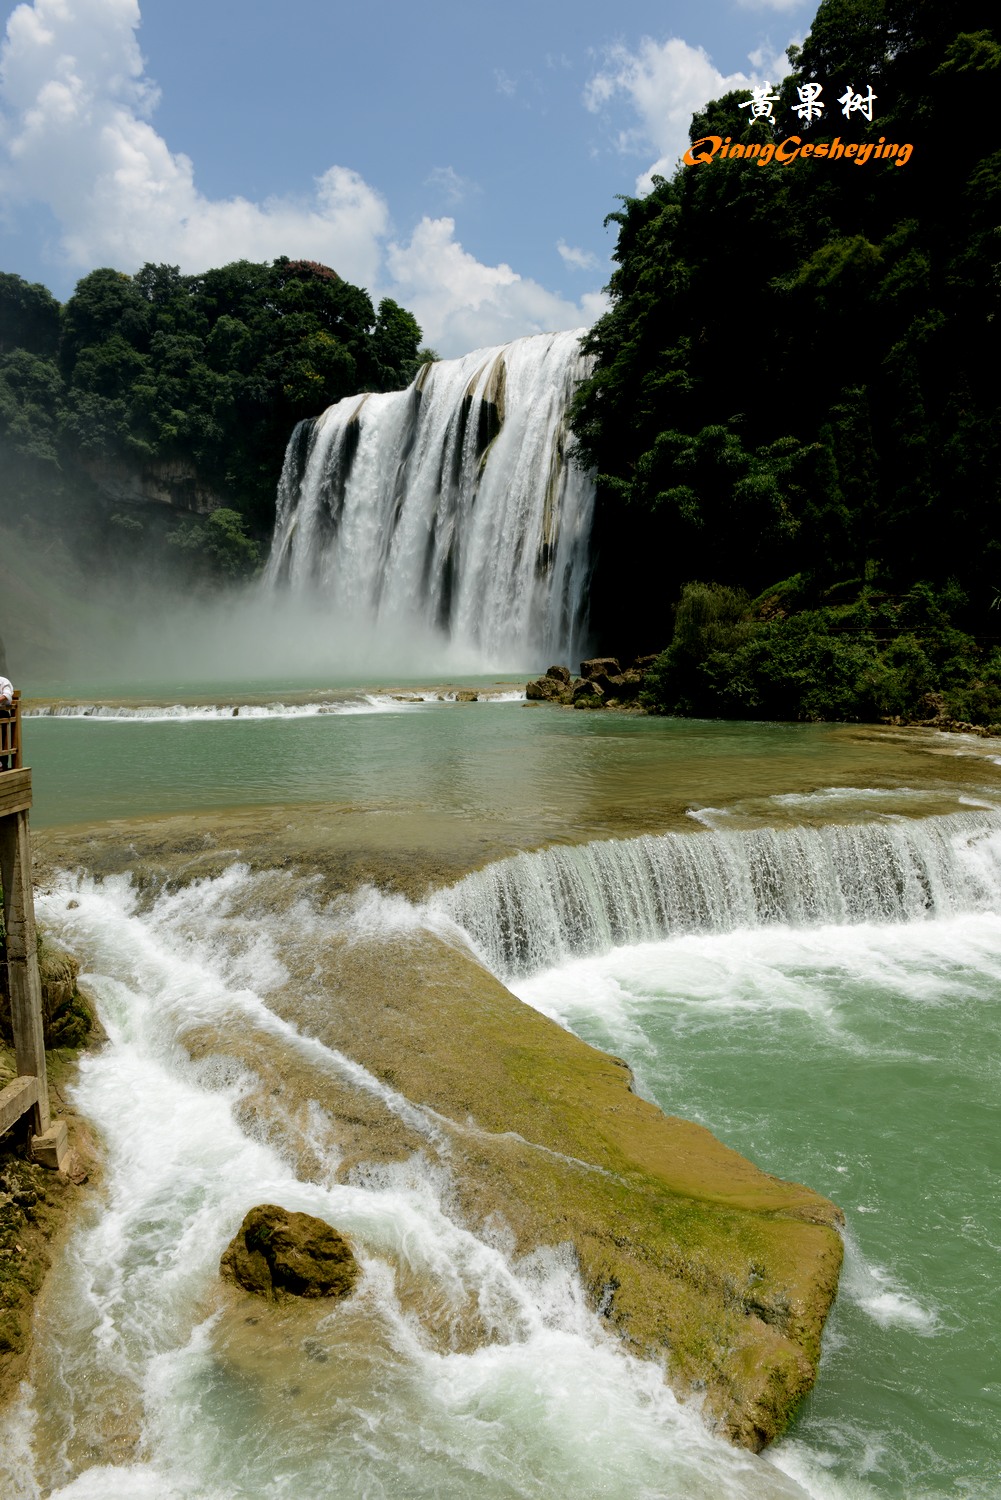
<box><xmin>220</xmin><ymin>1205</ymin><xmax>359</xmax><ymax>1301</ymax></box>
<box><xmin>604</xmin><ymin>671</ymin><xmax>642</xmax><ymax>700</ymax></box>
<box><xmin>526</xmin><ymin>676</ymin><xmax>562</xmax><ymax>701</ymax></box>
<box><xmin>571</xmin><ymin>680</ymin><xmax>605</xmax><ymax>708</ymax></box>
<box><xmin>580</xmin><ymin>657</ymin><xmax>621</xmax><ymax>681</ymax></box>
<box><xmin>545</xmin><ymin>665</ymin><xmax>571</xmax><ymax>685</ymax></box>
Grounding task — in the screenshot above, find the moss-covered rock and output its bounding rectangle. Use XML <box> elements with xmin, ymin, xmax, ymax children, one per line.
<box><xmin>38</xmin><ymin>942</ymin><xmax>94</xmax><ymax>1050</ymax></box>
<box><xmin>220</xmin><ymin>1205</ymin><xmax>359</xmax><ymax>1302</ymax></box>
<box><xmin>0</xmin><ymin>1152</ymin><xmax>76</xmax><ymax>1406</ymax></box>
<box><xmin>215</xmin><ymin>927</ymin><xmax>844</xmax><ymax>1452</ymax></box>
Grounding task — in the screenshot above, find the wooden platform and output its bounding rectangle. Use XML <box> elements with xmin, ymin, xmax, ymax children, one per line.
<box><xmin>0</xmin><ymin>767</ymin><xmax>32</xmax><ymax>818</ymax></box>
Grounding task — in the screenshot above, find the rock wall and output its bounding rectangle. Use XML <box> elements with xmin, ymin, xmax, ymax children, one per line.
<box><xmin>80</xmin><ymin>455</ymin><xmax>225</xmax><ymax>516</ymax></box>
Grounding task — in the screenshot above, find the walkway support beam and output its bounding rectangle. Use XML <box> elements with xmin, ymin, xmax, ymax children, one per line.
<box><xmin>0</xmin><ymin>804</ymin><xmax>50</xmax><ymax>1136</ymax></box>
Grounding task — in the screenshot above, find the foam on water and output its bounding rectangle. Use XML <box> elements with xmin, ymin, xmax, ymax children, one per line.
<box><xmin>25</xmin><ymin>697</ymin><xmax>413</xmax><ymax>721</ymax></box>
<box><xmin>15</xmin><ymin>805</ymin><xmax>999</xmax><ymax>1498</ymax></box>
<box><xmin>838</xmin><ymin>1229</ymin><xmax>939</xmax><ymax>1335</ymax></box>
<box><xmin>499</xmin><ymin>898</ymin><xmax>1000</xmax><ymax>1499</ymax></box>
<box><xmin>26</xmin><ymin>690</ymin><xmax>526</xmax><ymax>721</ymax></box>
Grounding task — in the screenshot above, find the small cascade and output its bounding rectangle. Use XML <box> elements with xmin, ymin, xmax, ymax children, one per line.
<box><xmin>431</xmin><ymin>810</ymin><xmax>1001</xmax><ymax>977</ymax></box>
<box><xmin>264</xmin><ymin>330</ymin><xmax>595</xmax><ymax>668</ymax></box>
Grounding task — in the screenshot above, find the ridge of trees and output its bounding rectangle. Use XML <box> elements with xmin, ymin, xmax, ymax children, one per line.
<box><xmin>0</xmin><ymin>257</ymin><xmax>425</xmax><ymax>577</ymax></box>
<box><xmin>571</xmin><ymin>0</ymin><xmax>1001</xmax><ymax>723</ymax></box>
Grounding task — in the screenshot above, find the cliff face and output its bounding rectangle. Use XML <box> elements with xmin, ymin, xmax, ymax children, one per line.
<box><xmin>79</xmin><ymin>454</ymin><xmax>226</xmax><ymax>516</ymax></box>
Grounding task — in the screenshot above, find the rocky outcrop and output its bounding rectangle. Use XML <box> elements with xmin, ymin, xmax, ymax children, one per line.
<box><xmin>526</xmin><ymin>675</ymin><xmax>564</xmax><ymax>701</ymax></box>
<box><xmin>80</xmin><ymin>454</ymin><xmax>226</xmax><ymax>516</ymax></box>
<box><xmin>570</xmin><ymin>678</ymin><xmax>604</xmax><ymax>707</ymax></box>
<box><xmin>220</xmin><ymin>1205</ymin><xmax>359</xmax><ymax>1302</ymax></box>
<box><xmin>37</xmin><ymin>943</ymin><xmax>93</xmax><ymax>1050</ymax></box>
<box><xmin>525</xmin><ymin>655</ymin><xmax>658</xmax><ymax>711</ymax></box>
<box><xmin>580</xmin><ymin>657</ymin><xmax>621</xmax><ymax>680</ymax></box>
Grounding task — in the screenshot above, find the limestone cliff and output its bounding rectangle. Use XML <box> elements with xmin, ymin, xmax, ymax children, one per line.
<box><xmin>80</xmin><ymin>454</ymin><xmax>226</xmax><ymax>516</ymax></box>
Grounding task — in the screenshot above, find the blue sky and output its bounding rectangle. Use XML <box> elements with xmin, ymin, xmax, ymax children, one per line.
<box><xmin>0</xmin><ymin>0</ymin><xmax>815</xmax><ymax>355</ymax></box>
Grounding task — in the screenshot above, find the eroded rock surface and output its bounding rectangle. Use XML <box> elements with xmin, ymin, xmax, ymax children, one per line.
<box><xmin>221</xmin><ymin>1205</ymin><xmax>359</xmax><ymax>1302</ymax></box>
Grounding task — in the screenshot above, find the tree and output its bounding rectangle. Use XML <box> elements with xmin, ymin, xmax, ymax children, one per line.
<box><xmin>570</xmin><ymin>0</ymin><xmax>1001</xmax><ymax>653</ymax></box>
<box><xmin>0</xmin><ymin>274</ymin><xmax>60</xmax><ymax>358</ymax></box>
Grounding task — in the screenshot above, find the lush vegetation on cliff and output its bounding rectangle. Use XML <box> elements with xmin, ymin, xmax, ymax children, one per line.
<box><xmin>0</xmin><ymin>258</ymin><xmax>424</xmax><ymax>574</ymax></box>
<box><xmin>572</xmin><ymin>0</ymin><xmax>1001</xmax><ymax>724</ymax></box>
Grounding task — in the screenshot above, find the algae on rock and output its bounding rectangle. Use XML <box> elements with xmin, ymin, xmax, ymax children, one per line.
<box><xmin>221</xmin><ymin>1204</ymin><xmax>359</xmax><ymax>1302</ymax></box>
<box><xmin>182</xmin><ymin>911</ymin><xmax>844</xmax><ymax>1452</ymax></box>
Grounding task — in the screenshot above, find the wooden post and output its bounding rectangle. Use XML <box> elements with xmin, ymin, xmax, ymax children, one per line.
<box><xmin>0</xmin><ymin>807</ymin><xmax>50</xmax><ymax>1136</ymax></box>
<box><xmin>12</xmin><ymin>688</ymin><xmax>21</xmax><ymax>771</ymax></box>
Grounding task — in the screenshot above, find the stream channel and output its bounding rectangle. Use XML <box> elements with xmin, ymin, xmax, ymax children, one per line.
<box><xmin>4</xmin><ymin>680</ymin><xmax>999</xmax><ymax>1499</ymax></box>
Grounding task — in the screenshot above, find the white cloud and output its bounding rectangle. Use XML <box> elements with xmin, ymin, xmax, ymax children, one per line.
<box><xmin>737</xmin><ymin>0</ymin><xmax>805</xmax><ymax>12</ymax></box>
<box><xmin>584</xmin><ymin>35</ymin><xmax>792</xmax><ymax>192</ymax></box>
<box><xmin>385</xmin><ymin>217</ymin><xmax>606</xmax><ymax>357</ymax></box>
<box><xmin>0</xmin><ymin>0</ymin><xmax>605</xmax><ymax>358</ymax></box>
<box><xmin>0</xmin><ymin>0</ymin><xmax>389</xmax><ymax>286</ymax></box>
<box><xmin>557</xmin><ymin>239</ymin><xmax>599</xmax><ymax>272</ymax></box>
<box><xmin>424</xmin><ymin>165</ymin><xmax>479</xmax><ymax>206</ymax></box>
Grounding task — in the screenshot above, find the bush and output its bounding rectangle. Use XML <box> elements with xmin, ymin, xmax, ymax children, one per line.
<box><xmin>644</xmin><ymin>580</ymin><xmax>997</xmax><ymax>723</ymax></box>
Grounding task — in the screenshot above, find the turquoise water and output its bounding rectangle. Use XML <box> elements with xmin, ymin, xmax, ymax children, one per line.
<box><xmin>516</xmin><ymin>918</ymin><xmax>1001</xmax><ymax>1497</ymax></box>
<box><xmin>21</xmin><ymin>689</ymin><xmax>991</xmax><ymax>832</ymax></box>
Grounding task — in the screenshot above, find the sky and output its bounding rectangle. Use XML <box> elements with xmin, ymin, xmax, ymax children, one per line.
<box><xmin>0</xmin><ymin>0</ymin><xmax>817</xmax><ymax>357</ymax></box>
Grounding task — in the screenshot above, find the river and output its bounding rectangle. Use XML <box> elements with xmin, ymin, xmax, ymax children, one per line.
<box><xmin>3</xmin><ymin>684</ymin><xmax>998</xmax><ymax>1499</ymax></box>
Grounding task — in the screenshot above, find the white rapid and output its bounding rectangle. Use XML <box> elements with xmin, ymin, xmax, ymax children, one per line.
<box><xmin>431</xmin><ymin>809</ymin><xmax>1001</xmax><ymax>977</ymax></box>
<box><xmin>4</xmin><ymin>870</ymin><xmax>814</xmax><ymax>1500</ymax></box>
<box><xmin>264</xmin><ymin>330</ymin><xmax>595</xmax><ymax>670</ymax></box>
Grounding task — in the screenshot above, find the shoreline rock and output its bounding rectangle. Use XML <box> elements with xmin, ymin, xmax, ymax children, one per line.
<box><xmin>526</xmin><ymin>654</ymin><xmax>657</xmax><ymax>712</ymax></box>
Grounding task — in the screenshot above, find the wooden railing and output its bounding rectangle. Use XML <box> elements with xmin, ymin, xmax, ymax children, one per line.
<box><xmin>0</xmin><ymin>690</ymin><xmax>21</xmax><ymax>771</ymax></box>
<box><xmin>0</xmin><ymin>734</ymin><xmax>66</xmax><ymax>1164</ymax></box>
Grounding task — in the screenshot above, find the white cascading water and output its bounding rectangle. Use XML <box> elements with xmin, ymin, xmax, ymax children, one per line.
<box><xmin>8</xmin><ymin>810</ymin><xmax>997</xmax><ymax>1496</ymax></box>
<box><xmin>431</xmin><ymin>810</ymin><xmax>1001</xmax><ymax>976</ymax></box>
<box><xmin>4</xmin><ymin>868</ymin><xmax>813</xmax><ymax>1500</ymax></box>
<box><xmin>264</xmin><ymin>330</ymin><xmax>595</xmax><ymax>669</ymax></box>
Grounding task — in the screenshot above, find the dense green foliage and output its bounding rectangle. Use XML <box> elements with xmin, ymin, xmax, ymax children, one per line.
<box><xmin>0</xmin><ymin>257</ymin><xmax>424</xmax><ymax>576</ymax></box>
<box><xmin>645</xmin><ymin>581</ymin><xmax>1001</xmax><ymax>726</ymax></box>
<box><xmin>572</xmin><ymin>0</ymin><xmax>1001</xmax><ymax>722</ymax></box>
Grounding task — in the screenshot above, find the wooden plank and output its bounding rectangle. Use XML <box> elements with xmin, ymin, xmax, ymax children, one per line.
<box><xmin>0</xmin><ymin>768</ymin><xmax>32</xmax><ymax>817</ymax></box>
<box><xmin>0</xmin><ymin>1075</ymin><xmax>39</xmax><ymax>1136</ymax></box>
<box><xmin>0</xmin><ymin>809</ymin><xmax>49</xmax><ymax>1134</ymax></box>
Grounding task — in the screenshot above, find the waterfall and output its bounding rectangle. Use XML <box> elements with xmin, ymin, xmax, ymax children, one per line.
<box><xmin>264</xmin><ymin>330</ymin><xmax>595</xmax><ymax>669</ymax></box>
<box><xmin>431</xmin><ymin>810</ymin><xmax>1001</xmax><ymax>977</ymax></box>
